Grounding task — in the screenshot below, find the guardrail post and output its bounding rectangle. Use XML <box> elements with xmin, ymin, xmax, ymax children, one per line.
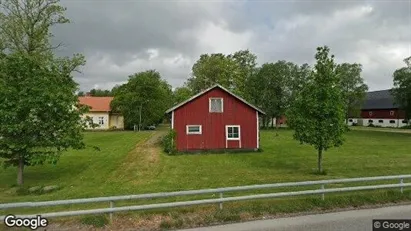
<box><xmin>109</xmin><ymin>201</ymin><xmax>114</xmax><ymax>222</ymax></box>
<box><xmin>400</xmin><ymin>178</ymin><xmax>404</xmax><ymax>194</ymax></box>
<box><xmin>321</xmin><ymin>184</ymin><xmax>325</xmax><ymax>200</ymax></box>
<box><xmin>219</xmin><ymin>192</ymin><xmax>223</xmax><ymax>210</ymax></box>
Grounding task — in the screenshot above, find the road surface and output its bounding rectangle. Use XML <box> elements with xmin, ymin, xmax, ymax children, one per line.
<box><xmin>180</xmin><ymin>204</ymin><xmax>411</xmax><ymax>231</ymax></box>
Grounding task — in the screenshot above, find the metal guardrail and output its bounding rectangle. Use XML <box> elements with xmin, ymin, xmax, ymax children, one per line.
<box><xmin>0</xmin><ymin>175</ymin><xmax>410</xmax><ymax>221</ymax></box>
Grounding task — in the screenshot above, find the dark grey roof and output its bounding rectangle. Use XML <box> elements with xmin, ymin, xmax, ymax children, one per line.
<box><xmin>362</xmin><ymin>89</ymin><xmax>398</xmax><ymax>110</ymax></box>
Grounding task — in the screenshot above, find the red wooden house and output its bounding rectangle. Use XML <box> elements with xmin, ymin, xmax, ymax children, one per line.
<box><xmin>166</xmin><ymin>84</ymin><xmax>266</xmax><ymax>152</ymax></box>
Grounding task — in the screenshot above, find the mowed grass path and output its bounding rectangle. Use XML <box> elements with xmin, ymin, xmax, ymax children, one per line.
<box><xmin>0</xmin><ymin>129</ymin><xmax>410</xmax><ymax>203</ymax></box>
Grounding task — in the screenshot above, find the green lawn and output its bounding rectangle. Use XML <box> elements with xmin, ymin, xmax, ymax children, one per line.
<box><xmin>1</xmin><ymin>128</ymin><xmax>410</xmax><ymax>203</ymax></box>
<box><xmin>1</xmin><ymin>129</ymin><xmax>411</xmax><ymax>230</ymax></box>
<box><xmin>0</xmin><ymin>131</ymin><xmax>153</xmax><ymax>202</ymax></box>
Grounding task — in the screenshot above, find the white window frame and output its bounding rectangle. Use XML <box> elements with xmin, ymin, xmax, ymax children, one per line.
<box><xmin>98</xmin><ymin>117</ymin><xmax>104</xmax><ymax>125</ymax></box>
<box><xmin>390</xmin><ymin>110</ymin><xmax>395</xmax><ymax>116</ymax></box>
<box><xmin>209</xmin><ymin>98</ymin><xmax>224</xmax><ymax>113</ymax></box>
<box><xmin>226</xmin><ymin>125</ymin><xmax>240</xmax><ymax>140</ymax></box>
<box><xmin>186</xmin><ymin>125</ymin><xmax>202</xmax><ymax>135</ymax></box>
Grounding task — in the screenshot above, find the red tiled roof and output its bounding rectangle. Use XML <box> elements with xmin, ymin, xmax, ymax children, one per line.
<box><xmin>78</xmin><ymin>96</ymin><xmax>113</xmax><ymax>112</ymax></box>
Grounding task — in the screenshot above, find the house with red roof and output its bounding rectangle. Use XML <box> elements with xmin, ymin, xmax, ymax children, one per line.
<box><xmin>78</xmin><ymin>95</ymin><xmax>124</xmax><ymax>130</ymax></box>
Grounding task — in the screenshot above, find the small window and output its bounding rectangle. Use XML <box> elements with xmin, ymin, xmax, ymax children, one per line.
<box><xmin>402</xmin><ymin>120</ymin><xmax>408</xmax><ymax>124</ymax></box>
<box><xmin>209</xmin><ymin>98</ymin><xmax>223</xmax><ymax>113</ymax></box>
<box><xmin>349</xmin><ymin>119</ymin><xmax>353</xmax><ymax>122</ymax></box>
<box><xmin>368</xmin><ymin>120</ymin><xmax>373</xmax><ymax>123</ymax></box>
<box><xmin>389</xmin><ymin>120</ymin><xmax>396</xmax><ymax>124</ymax></box>
<box><xmin>378</xmin><ymin>120</ymin><xmax>383</xmax><ymax>123</ymax></box>
<box><xmin>98</xmin><ymin>117</ymin><xmax>104</xmax><ymax>125</ymax></box>
<box><xmin>226</xmin><ymin>125</ymin><xmax>240</xmax><ymax>140</ymax></box>
<box><xmin>186</xmin><ymin>125</ymin><xmax>202</xmax><ymax>134</ymax></box>
<box><xmin>390</xmin><ymin>111</ymin><xmax>395</xmax><ymax>116</ymax></box>
<box><xmin>369</xmin><ymin>111</ymin><xmax>373</xmax><ymax>116</ymax></box>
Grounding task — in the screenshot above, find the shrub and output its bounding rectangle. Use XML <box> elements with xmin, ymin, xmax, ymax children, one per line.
<box><xmin>109</xmin><ymin>125</ymin><xmax>117</xmax><ymax>130</ymax></box>
<box><xmin>367</xmin><ymin>123</ymin><xmax>375</xmax><ymax>127</ymax></box>
<box><xmin>162</xmin><ymin>129</ymin><xmax>177</xmax><ymax>154</ymax></box>
<box><xmin>401</xmin><ymin>124</ymin><xmax>411</xmax><ymax>129</ymax></box>
<box><xmin>352</xmin><ymin>122</ymin><xmax>358</xmax><ymax>126</ymax></box>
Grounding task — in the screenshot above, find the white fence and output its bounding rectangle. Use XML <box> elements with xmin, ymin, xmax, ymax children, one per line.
<box><xmin>0</xmin><ymin>175</ymin><xmax>410</xmax><ymax>221</ymax></box>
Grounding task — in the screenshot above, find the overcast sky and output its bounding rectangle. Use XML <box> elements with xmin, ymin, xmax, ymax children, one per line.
<box><xmin>54</xmin><ymin>0</ymin><xmax>411</xmax><ymax>92</ymax></box>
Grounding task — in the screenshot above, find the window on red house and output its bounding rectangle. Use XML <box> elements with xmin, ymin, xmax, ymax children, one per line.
<box><xmin>209</xmin><ymin>98</ymin><xmax>223</xmax><ymax>113</ymax></box>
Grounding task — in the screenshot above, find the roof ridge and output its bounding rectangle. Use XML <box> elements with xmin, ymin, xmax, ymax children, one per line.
<box><xmin>165</xmin><ymin>84</ymin><xmax>265</xmax><ymax>114</ymax></box>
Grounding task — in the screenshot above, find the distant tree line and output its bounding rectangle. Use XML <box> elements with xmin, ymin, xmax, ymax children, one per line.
<box><xmin>95</xmin><ymin>49</ymin><xmax>370</xmax><ymax>133</ymax></box>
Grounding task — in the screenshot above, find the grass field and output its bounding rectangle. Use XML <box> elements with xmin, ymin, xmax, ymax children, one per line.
<box><xmin>1</xmin><ymin>128</ymin><xmax>411</xmax><ymax>202</ymax></box>
<box><xmin>0</xmin><ymin>128</ymin><xmax>411</xmax><ymax>229</ymax></box>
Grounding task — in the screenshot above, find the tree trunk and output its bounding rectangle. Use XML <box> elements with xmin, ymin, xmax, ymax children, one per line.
<box><xmin>271</xmin><ymin>117</ymin><xmax>274</xmax><ymax>128</ymax></box>
<box><xmin>275</xmin><ymin>117</ymin><xmax>279</xmax><ymax>129</ymax></box>
<box><xmin>17</xmin><ymin>155</ymin><xmax>24</xmax><ymax>186</ymax></box>
<box><xmin>317</xmin><ymin>148</ymin><xmax>323</xmax><ymax>173</ymax></box>
<box><xmin>345</xmin><ymin>108</ymin><xmax>349</xmax><ymax>125</ymax></box>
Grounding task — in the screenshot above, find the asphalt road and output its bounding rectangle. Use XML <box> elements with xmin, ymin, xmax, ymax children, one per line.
<box><xmin>180</xmin><ymin>204</ymin><xmax>411</xmax><ymax>231</ymax></box>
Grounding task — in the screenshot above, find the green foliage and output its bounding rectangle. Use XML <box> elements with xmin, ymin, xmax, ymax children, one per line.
<box><xmin>111</xmin><ymin>70</ymin><xmax>173</xmax><ymax>130</ymax></box>
<box><xmin>227</xmin><ymin>50</ymin><xmax>257</xmax><ymax>98</ymax></box>
<box><xmin>173</xmin><ymin>86</ymin><xmax>193</xmax><ymax>105</ymax></box>
<box><xmin>84</xmin><ymin>115</ymin><xmax>99</xmax><ymax>129</ymax></box>
<box><xmin>400</xmin><ymin>124</ymin><xmax>411</xmax><ymax>129</ymax></box>
<box><xmin>187</xmin><ymin>50</ymin><xmax>257</xmax><ymax>98</ymax></box>
<box><xmin>87</xmin><ymin>88</ymin><xmax>113</xmax><ymax>96</ymax></box>
<box><xmin>336</xmin><ymin>63</ymin><xmax>368</xmax><ymax>121</ymax></box>
<box><xmin>391</xmin><ymin>56</ymin><xmax>411</xmax><ymax>120</ymax></box>
<box><xmin>0</xmin><ymin>52</ymin><xmax>87</xmax><ymax>181</ymax></box>
<box><xmin>162</xmin><ymin>129</ymin><xmax>177</xmax><ymax>154</ymax></box>
<box><xmin>287</xmin><ymin>46</ymin><xmax>346</xmax><ymax>173</ymax></box>
<box><xmin>0</xmin><ymin>0</ymin><xmax>87</xmax><ymax>186</ymax></box>
<box><xmin>0</xmin><ymin>0</ymin><xmax>69</xmax><ymax>54</ymax></box>
<box><xmin>247</xmin><ymin>61</ymin><xmax>298</xmax><ymax>127</ymax></box>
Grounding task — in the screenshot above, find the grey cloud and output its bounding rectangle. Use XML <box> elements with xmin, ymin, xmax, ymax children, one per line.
<box><xmin>50</xmin><ymin>0</ymin><xmax>410</xmax><ymax>92</ymax></box>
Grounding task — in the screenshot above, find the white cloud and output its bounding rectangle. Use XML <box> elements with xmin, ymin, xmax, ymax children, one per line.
<box><xmin>195</xmin><ymin>21</ymin><xmax>254</xmax><ymax>54</ymax></box>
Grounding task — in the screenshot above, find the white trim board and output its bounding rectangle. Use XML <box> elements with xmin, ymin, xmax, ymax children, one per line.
<box><xmin>209</xmin><ymin>97</ymin><xmax>224</xmax><ymax>113</ymax></box>
<box><xmin>186</xmin><ymin>125</ymin><xmax>202</xmax><ymax>135</ymax></box>
<box><xmin>256</xmin><ymin>111</ymin><xmax>259</xmax><ymax>149</ymax></box>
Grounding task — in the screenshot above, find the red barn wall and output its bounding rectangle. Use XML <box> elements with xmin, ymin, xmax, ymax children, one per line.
<box><xmin>361</xmin><ymin>109</ymin><xmax>405</xmax><ymax>119</ymax></box>
<box><xmin>173</xmin><ymin>88</ymin><xmax>258</xmax><ymax>151</ymax></box>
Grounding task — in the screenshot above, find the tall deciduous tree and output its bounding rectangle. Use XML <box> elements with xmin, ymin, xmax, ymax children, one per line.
<box><xmin>287</xmin><ymin>46</ymin><xmax>346</xmax><ymax>173</ymax></box>
<box><xmin>247</xmin><ymin>61</ymin><xmax>298</xmax><ymax>128</ymax></box>
<box><xmin>0</xmin><ymin>0</ymin><xmax>87</xmax><ymax>185</ymax></box>
<box><xmin>391</xmin><ymin>56</ymin><xmax>411</xmax><ymax>122</ymax></box>
<box><xmin>227</xmin><ymin>50</ymin><xmax>257</xmax><ymax>99</ymax></box>
<box><xmin>173</xmin><ymin>86</ymin><xmax>192</xmax><ymax>105</ymax></box>
<box><xmin>336</xmin><ymin>63</ymin><xmax>368</xmax><ymax>123</ymax></box>
<box><xmin>187</xmin><ymin>53</ymin><xmax>238</xmax><ymax>93</ymax></box>
<box><xmin>289</xmin><ymin>63</ymin><xmax>311</xmax><ymax>104</ymax></box>
<box><xmin>187</xmin><ymin>50</ymin><xmax>257</xmax><ymax>99</ymax></box>
<box><xmin>111</xmin><ymin>70</ymin><xmax>173</xmax><ymax>130</ymax></box>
